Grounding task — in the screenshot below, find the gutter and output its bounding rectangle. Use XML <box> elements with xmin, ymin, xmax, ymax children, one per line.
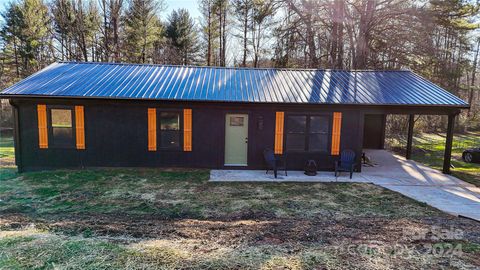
<box><xmin>0</xmin><ymin>94</ymin><xmax>471</xmax><ymax>110</ymax></box>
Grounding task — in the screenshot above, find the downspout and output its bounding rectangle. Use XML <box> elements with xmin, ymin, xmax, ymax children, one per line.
<box><xmin>8</xmin><ymin>99</ymin><xmax>23</xmax><ymax>172</ymax></box>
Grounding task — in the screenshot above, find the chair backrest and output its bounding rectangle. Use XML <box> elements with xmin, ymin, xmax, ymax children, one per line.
<box><xmin>263</xmin><ymin>148</ymin><xmax>276</xmax><ymax>166</ymax></box>
<box><xmin>340</xmin><ymin>149</ymin><xmax>356</xmax><ymax>165</ymax></box>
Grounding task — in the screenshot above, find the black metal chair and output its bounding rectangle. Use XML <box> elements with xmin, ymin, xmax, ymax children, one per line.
<box><xmin>335</xmin><ymin>149</ymin><xmax>356</xmax><ymax>179</ymax></box>
<box><xmin>263</xmin><ymin>148</ymin><xmax>287</xmax><ymax>178</ymax></box>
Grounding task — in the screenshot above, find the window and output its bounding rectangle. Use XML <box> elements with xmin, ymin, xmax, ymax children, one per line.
<box><xmin>286</xmin><ymin>115</ymin><xmax>329</xmax><ymax>152</ymax></box>
<box><xmin>230</xmin><ymin>116</ymin><xmax>244</xmax><ymax>126</ymax></box>
<box><xmin>308</xmin><ymin>116</ymin><xmax>329</xmax><ymax>151</ymax></box>
<box><xmin>159</xmin><ymin>112</ymin><xmax>181</xmax><ymax>149</ymax></box>
<box><xmin>286</xmin><ymin>116</ymin><xmax>306</xmax><ymax>151</ymax></box>
<box><xmin>50</xmin><ymin>108</ymin><xmax>74</xmax><ymax>147</ymax></box>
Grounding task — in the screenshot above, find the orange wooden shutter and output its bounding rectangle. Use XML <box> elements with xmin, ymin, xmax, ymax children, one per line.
<box><xmin>331</xmin><ymin>112</ymin><xmax>342</xmax><ymax>155</ymax></box>
<box><xmin>148</xmin><ymin>108</ymin><xmax>157</xmax><ymax>151</ymax></box>
<box><xmin>183</xmin><ymin>109</ymin><xmax>192</xmax><ymax>151</ymax></box>
<box><xmin>75</xmin><ymin>106</ymin><xmax>85</xmax><ymax>149</ymax></box>
<box><xmin>37</xmin><ymin>104</ymin><xmax>48</xmax><ymax>149</ymax></box>
<box><xmin>274</xmin><ymin>112</ymin><xmax>284</xmax><ymax>154</ymax></box>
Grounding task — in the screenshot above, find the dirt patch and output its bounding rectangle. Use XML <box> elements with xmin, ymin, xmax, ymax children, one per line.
<box><xmin>2</xmin><ymin>213</ymin><xmax>480</xmax><ymax>269</ymax></box>
<box><xmin>0</xmin><ymin>157</ymin><xmax>15</xmax><ymax>167</ymax></box>
<box><xmin>2</xmin><ymin>213</ymin><xmax>479</xmax><ymax>246</ymax></box>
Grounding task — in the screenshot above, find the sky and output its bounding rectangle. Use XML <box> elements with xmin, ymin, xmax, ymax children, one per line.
<box><xmin>164</xmin><ymin>0</ymin><xmax>200</xmax><ymax>19</ymax></box>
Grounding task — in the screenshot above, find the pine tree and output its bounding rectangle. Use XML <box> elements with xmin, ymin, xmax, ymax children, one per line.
<box><xmin>51</xmin><ymin>0</ymin><xmax>75</xmax><ymax>60</ymax></box>
<box><xmin>98</xmin><ymin>0</ymin><xmax>124</xmax><ymax>61</ymax></box>
<box><xmin>166</xmin><ymin>9</ymin><xmax>200</xmax><ymax>65</ymax></box>
<box><xmin>0</xmin><ymin>0</ymin><xmax>51</xmax><ymax>80</ymax></box>
<box><xmin>232</xmin><ymin>0</ymin><xmax>253</xmax><ymax>67</ymax></box>
<box><xmin>19</xmin><ymin>0</ymin><xmax>52</xmax><ymax>73</ymax></box>
<box><xmin>199</xmin><ymin>0</ymin><xmax>219</xmax><ymax>65</ymax></box>
<box><xmin>250</xmin><ymin>0</ymin><xmax>275</xmax><ymax>67</ymax></box>
<box><xmin>124</xmin><ymin>0</ymin><xmax>164</xmax><ymax>63</ymax></box>
<box><xmin>0</xmin><ymin>2</ymin><xmax>24</xmax><ymax>80</ymax></box>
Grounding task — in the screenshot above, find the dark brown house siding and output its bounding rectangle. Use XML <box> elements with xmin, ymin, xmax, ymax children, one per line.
<box><xmin>11</xmin><ymin>98</ymin><xmax>368</xmax><ymax>172</ymax></box>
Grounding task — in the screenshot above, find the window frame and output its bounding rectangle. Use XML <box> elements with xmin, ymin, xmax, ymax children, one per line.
<box><xmin>47</xmin><ymin>105</ymin><xmax>76</xmax><ymax>149</ymax></box>
<box><xmin>285</xmin><ymin>113</ymin><xmax>331</xmax><ymax>153</ymax></box>
<box><xmin>157</xmin><ymin>109</ymin><xmax>183</xmax><ymax>151</ymax></box>
<box><xmin>285</xmin><ymin>115</ymin><xmax>307</xmax><ymax>152</ymax></box>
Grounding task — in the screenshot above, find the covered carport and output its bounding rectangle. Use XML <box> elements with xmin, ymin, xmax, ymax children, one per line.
<box><xmin>361</xmin><ymin>105</ymin><xmax>466</xmax><ymax>174</ymax></box>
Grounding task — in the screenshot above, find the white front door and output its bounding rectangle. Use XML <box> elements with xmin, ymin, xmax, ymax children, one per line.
<box><xmin>224</xmin><ymin>114</ymin><xmax>248</xmax><ymax>166</ymax></box>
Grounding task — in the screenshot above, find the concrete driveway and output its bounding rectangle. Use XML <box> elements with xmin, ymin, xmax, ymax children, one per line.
<box><xmin>210</xmin><ymin>149</ymin><xmax>480</xmax><ymax>221</ymax></box>
<box><xmin>361</xmin><ymin>150</ymin><xmax>480</xmax><ymax>221</ymax></box>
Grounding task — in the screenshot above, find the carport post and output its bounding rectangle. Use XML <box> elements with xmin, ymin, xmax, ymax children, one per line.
<box><xmin>406</xmin><ymin>114</ymin><xmax>414</xmax><ymax>160</ymax></box>
<box><xmin>442</xmin><ymin>114</ymin><xmax>456</xmax><ymax>174</ymax></box>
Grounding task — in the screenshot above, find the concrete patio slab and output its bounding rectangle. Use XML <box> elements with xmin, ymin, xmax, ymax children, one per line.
<box><xmin>210</xmin><ymin>169</ymin><xmax>366</xmax><ymax>182</ymax></box>
<box><xmin>210</xmin><ymin>149</ymin><xmax>480</xmax><ymax>221</ymax></box>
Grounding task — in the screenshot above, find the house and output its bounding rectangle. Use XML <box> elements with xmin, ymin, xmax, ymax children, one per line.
<box><xmin>0</xmin><ymin>62</ymin><xmax>469</xmax><ymax>173</ymax></box>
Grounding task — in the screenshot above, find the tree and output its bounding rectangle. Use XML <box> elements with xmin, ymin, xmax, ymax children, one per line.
<box><xmin>51</xmin><ymin>0</ymin><xmax>75</xmax><ymax>60</ymax></box>
<box><xmin>467</xmin><ymin>36</ymin><xmax>479</xmax><ymax>116</ymax></box>
<box><xmin>1</xmin><ymin>2</ymin><xmax>24</xmax><ymax>79</ymax></box>
<box><xmin>214</xmin><ymin>0</ymin><xmax>229</xmax><ymax>66</ymax></box>
<box><xmin>329</xmin><ymin>0</ymin><xmax>345</xmax><ymax>69</ymax></box>
<box><xmin>124</xmin><ymin>0</ymin><xmax>164</xmax><ymax>63</ymax></box>
<box><xmin>166</xmin><ymin>9</ymin><xmax>200</xmax><ymax>65</ymax></box>
<box><xmin>199</xmin><ymin>0</ymin><xmax>218</xmax><ymax>65</ymax></box>
<box><xmin>99</xmin><ymin>0</ymin><xmax>124</xmax><ymax>61</ymax></box>
<box><xmin>18</xmin><ymin>0</ymin><xmax>51</xmax><ymax>73</ymax></box>
<box><xmin>425</xmin><ymin>0</ymin><xmax>479</xmax><ymax>92</ymax></box>
<box><xmin>0</xmin><ymin>0</ymin><xmax>51</xmax><ymax>80</ymax></box>
<box><xmin>250</xmin><ymin>0</ymin><xmax>275</xmax><ymax>67</ymax></box>
<box><xmin>232</xmin><ymin>0</ymin><xmax>253</xmax><ymax>67</ymax></box>
<box><xmin>52</xmin><ymin>0</ymin><xmax>101</xmax><ymax>62</ymax></box>
<box><xmin>285</xmin><ymin>0</ymin><xmax>319</xmax><ymax>68</ymax></box>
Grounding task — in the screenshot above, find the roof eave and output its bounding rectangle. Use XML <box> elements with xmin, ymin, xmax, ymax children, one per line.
<box><xmin>0</xmin><ymin>94</ymin><xmax>470</xmax><ymax>110</ymax></box>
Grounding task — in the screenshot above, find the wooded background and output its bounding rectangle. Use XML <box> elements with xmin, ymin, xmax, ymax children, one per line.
<box><xmin>0</xmin><ymin>0</ymin><xmax>479</xmax><ymax>133</ymax></box>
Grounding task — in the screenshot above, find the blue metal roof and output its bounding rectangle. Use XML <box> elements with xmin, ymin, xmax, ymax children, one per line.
<box><xmin>0</xmin><ymin>62</ymin><xmax>469</xmax><ymax>107</ymax></box>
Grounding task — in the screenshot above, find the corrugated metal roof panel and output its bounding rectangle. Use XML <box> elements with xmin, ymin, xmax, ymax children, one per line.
<box><xmin>0</xmin><ymin>61</ymin><xmax>469</xmax><ymax>107</ymax></box>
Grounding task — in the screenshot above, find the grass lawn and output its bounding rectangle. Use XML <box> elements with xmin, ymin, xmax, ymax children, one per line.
<box><xmin>1</xmin><ymin>168</ymin><xmax>479</xmax><ymax>269</ymax></box>
<box><xmin>0</xmin><ymin>135</ymin><xmax>14</xmax><ymax>158</ymax></box>
<box><xmin>387</xmin><ymin>131</ymin><xmax>480</xmax><ymax>187</ymax></box>
<box><xmin>0</xmin><ymin>135</ymin><xmax>15</xmax><ymax>169</ymax></box>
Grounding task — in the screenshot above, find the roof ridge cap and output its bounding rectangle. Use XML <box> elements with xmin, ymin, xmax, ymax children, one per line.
<box><xmin>56</xmin><ymin>61</ymin><xmax>411</xmax><ymax>72</ymax></box>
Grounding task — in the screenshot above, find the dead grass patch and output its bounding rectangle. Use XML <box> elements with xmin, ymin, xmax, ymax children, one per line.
<box><xmin>1</xmin><ymin>168</ymin><xmax>479</xmax><ymax>269</ymax></box>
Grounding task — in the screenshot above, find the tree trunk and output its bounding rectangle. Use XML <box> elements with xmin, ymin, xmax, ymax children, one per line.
<box><xmin>354</xmin><ymin>0</ymin><xmax>375</xmax><ymax>69</ymax></box>
<box><xmin>336</xmin><ymin>0</ymin><xmax>344</xmax><ymax>69</ymax></box>
<box><xmin>468</xmin><ymin>38</ymin><xmax>479</xmax><ymax>116</ymax></box>
<box><xmin>101</xmin><ymin>0</ymin><xmax>110</xmax><ymax>61</ymax></box>
<box><xmin>285</xmin><ymin>0</ymin><xmax>317</xmax><ymax>67</ymax></box>
<box><xmin>223</xmin><ymin>9</ymin><xmax>227</xmax><ymax>66</ymax></box>
<box><xmin>113</xmin><ymin>16</ymin><xmax>119</xmax><ymax>62</ymax></box>
<box><xmin>242</xmin><ymin>4</ymin><xmax>248</xmax><ymax>67</ymax></box>
<box><xmin>218</xmin><ymin>3</ymin><xmax>223</xmax><ymax>66</ymax></box>
<box><xmin>305</xmin><ymin>17</ymin><xmax>318</xmax><ymax>68</ymax></box>
<box><xmin>111</xmin><ymin>0</ymin><xmax>123</xmax><ymax>62</ymax></box>
<box><xmin>253</xmin><ymin>23</ymin><xmax>261</xmax><ymax>68</ymax></box>
<box><xmin>207</xmin><ymin>3</ymin><xmax>212</xmax><ymax>66</ymax></box>
<box><xmin>13</xmin><ymin>35</ymin><xmax>19</xmax><ymax>78</ymax></box>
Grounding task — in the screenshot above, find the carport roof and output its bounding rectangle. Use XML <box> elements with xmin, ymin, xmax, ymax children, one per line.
<box><xmin>0</xmin><ymin>61</ymin><xmax>469</xmax><ymax>108</ymax></box>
